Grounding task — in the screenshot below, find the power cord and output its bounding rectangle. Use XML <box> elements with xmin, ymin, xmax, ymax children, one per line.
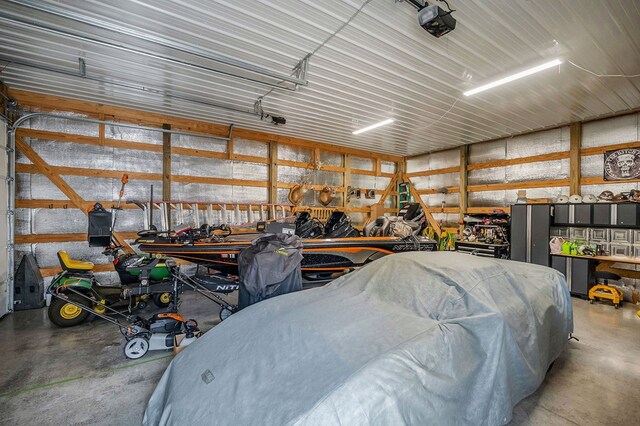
<box><xmin>567</xmin><ymin>60</ymin><xmax>640</xmax><ymax>78</ymax></box>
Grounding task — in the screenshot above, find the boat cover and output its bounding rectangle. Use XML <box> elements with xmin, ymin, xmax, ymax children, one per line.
<box><xmin>237</xmin><ymin>233</ymin><xmax>303</xmax><ymax>308</ymax></box>
<box><xmin>144</xmin><ymin>252</ymin><xmax>573</xmax><ymax>426</ymax></box>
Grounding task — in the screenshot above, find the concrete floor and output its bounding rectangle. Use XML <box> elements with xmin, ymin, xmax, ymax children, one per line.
<box><xmin>1</xmin><ymin>294</ymin><xmax>639</xmax><ymax>425</ymax></box>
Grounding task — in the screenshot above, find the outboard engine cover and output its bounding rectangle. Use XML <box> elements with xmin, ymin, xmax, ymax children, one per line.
<box><xmin>295</xmin><ymin>212</ymin><xmax>324</xmax><ymax>238</ymax></box>
<box><xmin>323</xmin><ymin>211</ymin><xmax>360</xmax><ymax>238</ymax></box>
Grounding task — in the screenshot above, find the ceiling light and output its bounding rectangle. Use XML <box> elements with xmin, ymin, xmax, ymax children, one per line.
<box><xmin>463</xmin><ymin>59</ymin><xmax>562</xmax><ymax>96</ymax></box>
<box><xmin>352</xmin><ymin>119</ymin><xmax>395</xmax><ymax>135</ymax></box>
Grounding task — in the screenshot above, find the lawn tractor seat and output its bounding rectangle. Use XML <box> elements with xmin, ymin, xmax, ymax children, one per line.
<box><xmin>589</xmin><ymin>271</ymin><xmax>624</xmax><ymax>309</ymax></box>
<box><xmin>364</xmin><ymin>216</ymin><xmax>391</xmax><ymax>237</ymax></box>
<box><xmin>57</xmin><ymin>251</ymin><xmax>94</xmax><ymax>273</ymax></box>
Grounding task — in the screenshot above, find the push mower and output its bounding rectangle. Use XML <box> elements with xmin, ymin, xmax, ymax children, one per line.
<box><xmin>50</xmin><ymin>255</ymin><xmax>239</xmax><ymax>358</ymax></box>
<box><xmin>49</xmin><ymin>256</ymin><xmax>199</xmax><ymax>359</ymax></box>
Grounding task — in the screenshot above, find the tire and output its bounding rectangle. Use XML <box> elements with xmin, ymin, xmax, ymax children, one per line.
<box><xmin>152</xmin><ymin>292</ymin><xmax>172</xmax><ymax>308</ymax></box>
<box><xmin>123</xmin><ymin>336</ymin><xmax>149</xmax><ymax>359</ymax></box>
<box><xmin>219</xmin><ymin>305</ymin><xmax>237</xmax><ymax>321</ymax></box>
<box><xmin>48</xmin><ymin>293</ymin><xmax>91</xmax><ymax>327</ymax></box>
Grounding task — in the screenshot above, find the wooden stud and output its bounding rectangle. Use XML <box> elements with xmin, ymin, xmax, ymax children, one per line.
<box><xmin>18</xmin><ymin>128</ymin><xmax>163</xmax><ymax>152</ymax></box>
<box><xmin>459</xmin><ymin>145</ymin><xmax>468</xmax><ymax>229</ymax></box>
<box><xmin>162</xmin><ymin>123</ymin><xmax>172</xmax><ymax>226</ymax></box>
<box><xmin>467</xmin><ymin>151</ymin><xmax>570</xmax><ymax>171</ymax></box>
<box><xmin>15</xmin><ymin>199</ymin><xmax>137</xmax><ymax>209</ymax></box>
<box><xmin>397</xmin><ymin>159</ymin><xmax>406</xmax><ymax>214</ymax></box>
<box><xmin>467</xmin><ymin>179</ymin><xmax>570</xmax><ymax>193</ymax></box>
<box><xmin>581</xmin><ymin>176</ymin><xmax>640</xmax><ymax>186</ymax></box>
<box><xmin>277</xmin><ymin>182</ymin><xmax>345</xmax><ymax>192</ymax></box>
<box><xmin>405</xmin><ymin>166</ymin><xmax>460</xmax><ymax>178</ymax></box>
<box><xmin>376</xmin><ymin>173</ymin><xmax>398</xmax><ymax>208</ymax></box>
<box><xmin>228</xmin><ymin>137</ymin><xmax>234</xmax><ymax>160</ymax></box>
<box><xmin>269</xmin><ymin>141</ymin><xmax>278</xmax><ymax>204</ymax></box>
<box><xmin>350</xmin><ymin>168</ymin><xmax>395</xmax><ymax>178</ymax></box>
<box><xmin>416</xmin><ymin>187</ymin><xmax>460</xmax><ymax>195</ymax></box>
<box><xmin>570</xmin><ymin>122</ymin><xmax>582</xmax><ymax>195</ymax></box>
<box><xmin>98</xmin><ymin>113</ymin><xmax>105</xmax><ymax>145</ymax></box>
<box><xmin>277</xmin><ymin>158</ymin><xmax>344</xmax><ymax>172</ymax></box>
<box><xmin>16</xmin><ymin>163</ymin><xmax>269</xmax><ymax>188</ymax></box>
<box><xmin>401</xmin><ymin>172</ymin><xmax>441</xmax><ymax>236</ymax></box>
<box><xmin>15</xmin><ymin>137</ymin><xmax>90</xmax><ymax>211</ymax></box>
<box><xmin>343</xmin><ymin>154</ymin><xmax>350</xmax><ymax>211</ymax></box>
<box><xmin>467</xmin><ymin>206</ymin><xmax>511</xmax><ymax>214</ymax></box>
<box><xmin>425</xmin><ymin>207</ymin><xmax>460</xmax><ymax>214</ymax></box>
<box><xmin>15</xmin><ymin>232</ymin><xmax>139</xmax><ymax>244</ymax></box>
<box><xmin>580</xmin><ymin>140</ymin><xmax>640</xmax><ymax>156</ymax></box>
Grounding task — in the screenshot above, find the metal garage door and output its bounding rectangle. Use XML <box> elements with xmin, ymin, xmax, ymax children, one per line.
<box><xmin>0</xmin><ymin>119</ymin><xmax>8</xmax><ymax>318</ymax></box>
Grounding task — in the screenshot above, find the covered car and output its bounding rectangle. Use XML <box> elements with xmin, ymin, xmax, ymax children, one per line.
<box><xmin>144</xmin><ymin>252</ymin><xmax>573</xmax><ymax>425</ymax></box>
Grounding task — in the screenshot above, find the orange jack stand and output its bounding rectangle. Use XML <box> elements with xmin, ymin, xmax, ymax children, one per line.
<box><xmin>589</xmin><ymin>284</ymin><xmax>623</xmax><ymax>309</ymax></box>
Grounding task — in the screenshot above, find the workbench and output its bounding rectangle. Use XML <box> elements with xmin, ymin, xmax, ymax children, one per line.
<box><xmin>551</xmin><ymin>253</ymin><xmax>640</xmax><ymax>297</ymax></box>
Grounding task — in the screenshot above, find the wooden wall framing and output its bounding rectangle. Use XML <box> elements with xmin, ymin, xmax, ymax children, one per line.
<box><xmin>404</xmin><ymin>112</ymin><xmax>640</xmax><ymax>232</ymax></box>
<box><xmin>9</xmin><ymin>90</ymin><xmax>400</xmax><ymax>263</ymax></box>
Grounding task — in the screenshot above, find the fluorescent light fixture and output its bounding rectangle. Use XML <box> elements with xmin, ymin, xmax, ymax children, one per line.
<box><xmin>463</xmin><ymin>59</ymin><xmax>562</xmax><ymax>96</ymax></box>
<box><xmin>352</xmin><ymin>118</ymin><xmax>395</xmax><ymax>135</ymax></box>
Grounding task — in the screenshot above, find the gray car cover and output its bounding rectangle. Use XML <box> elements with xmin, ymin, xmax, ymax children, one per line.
<box><xmin>144</xmin><ymin>252</ymin><xmax>573</xmax><ymax>426</ymax></box>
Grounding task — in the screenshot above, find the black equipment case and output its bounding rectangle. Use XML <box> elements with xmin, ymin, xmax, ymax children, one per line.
<box><xmin>88</xmin><ymin>203</ymin><xmax>112</xmax><ymax>247</ymax></box>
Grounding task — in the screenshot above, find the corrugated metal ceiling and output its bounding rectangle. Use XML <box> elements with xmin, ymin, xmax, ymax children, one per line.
<box><xmin>1</xmin><ymin>0</ymin><xmax>639</xmax><ymax>156</ymax></box>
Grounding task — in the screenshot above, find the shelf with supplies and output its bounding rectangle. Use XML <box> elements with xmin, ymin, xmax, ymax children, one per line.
<box><xmin>511</xmin><ymin>202</ymin><xmax>640</xmax><ymax>299</ymax></box>
<box><xmin>457</xmin><ymin>211</ymin><xmax>510</xmax><ymax>259</ymax></box>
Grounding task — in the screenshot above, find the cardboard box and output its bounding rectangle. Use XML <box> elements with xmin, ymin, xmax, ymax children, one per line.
<box><xmin>173</xmin><ymin>332</ymin><xmax>202</xmax><ymax>355</ymax></box>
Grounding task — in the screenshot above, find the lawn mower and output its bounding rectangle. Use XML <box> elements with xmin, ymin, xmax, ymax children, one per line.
<box><xmin>49</xmin><ymin>256</ymin><xmax>200</xmax><ymax>358</ymax></box>
<box><xmin>47</xmin><ymin>245</ymin><xmax>176</xmax><ymax>327</ymax></box>
<box><xmin>50</xmin><ymin>255</ymin><xmax>239</xmax><ymax>358</ymax></box>
<box><xmin>47</xmin><ymin>174</ymin><xmax>180</xmax><ymax>327</ymax></box>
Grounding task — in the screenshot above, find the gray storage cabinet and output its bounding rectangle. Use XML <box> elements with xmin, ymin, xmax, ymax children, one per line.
<box><xmin>510</xmin><ymin>204</ymin><xmax>551</xmax><ymax>267</ymax></box>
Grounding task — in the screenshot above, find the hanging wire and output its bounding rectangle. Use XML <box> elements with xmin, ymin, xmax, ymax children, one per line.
<box><xmin>258</xmin><ymin>0</ymin><xmax>374</xmax><ymax>102</ymax></box>
<box><xmin>413</xmin><ymin>97</ymin><xmax>461</xmax><ymax>131</ymax></box>
<box><xmin>438</xmin><ymin>0</ymin><xmax>456</xmax><ymax>13</ymax></box>
<box><xmin>567</xmin><ymin>60</ymin><xmax>640</xmax><ymax>78</ymax></box>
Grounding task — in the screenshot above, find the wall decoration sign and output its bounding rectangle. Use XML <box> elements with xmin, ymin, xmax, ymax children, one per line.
<box><xmin>604</xmin><ymin>148</ymin><xmax>640</xmax><ymax>181</ymax></box>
